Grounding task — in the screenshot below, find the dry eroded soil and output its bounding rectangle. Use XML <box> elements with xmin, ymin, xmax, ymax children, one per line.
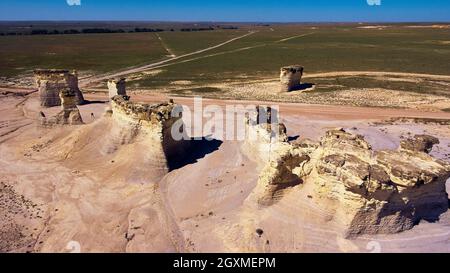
<box><xmin>1</xmin><ymin>92</ymin><xmax>450</xmax><ymax>253</ymax></box>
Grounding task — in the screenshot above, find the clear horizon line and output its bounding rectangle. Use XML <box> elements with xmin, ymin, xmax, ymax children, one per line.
<box><xmin>0</xmin><ymin>20</ymin><xmax>449</xmax><ymax>24</ymax></box>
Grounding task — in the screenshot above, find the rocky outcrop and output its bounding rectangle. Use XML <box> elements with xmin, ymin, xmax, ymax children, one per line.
<box><xmin>34</xmin><ymin>69</ymin><xmax>84</xmax><ymax>107</ymax></box>
<box><xmin>107</xmin><ymin>78</ymin><xmax>127</xmax><ymax>99</ymax></box>
<box><xmin>108</xmin><ymin>95</ymin><xmax>190</xmax><ymax>171</ymax></box>
<box><xmin>245</xmin><ymin>123</ymin><xmax>450</xmax><ymax>236</ymax></box>
<box><xmin>40</xmin><ymin>95</ymin><xmax>191</xmax><ymax>184</ymax></box>
<box><xmin>243</xmin><ymin>106</ymin><xmax>287</xmax><ymax>162</ymax></box>
<box><xmin>400</xmin><ymin>134</ymin><xmax>440</xmax><ymax>153</ymax></box>
<box><xmin>41</xmin><ymin>89</ymin><xmax>84</xmax><ymax>126</ymax></box>
<box><xmin>280</xmin><ymin>65</ymin><xmax>303</xmax><ymax>92</ymax></box>
<box><xmin>314</xmin><ymin>130</ymin><xmax>449</xmax><ymax>236</ymax></box>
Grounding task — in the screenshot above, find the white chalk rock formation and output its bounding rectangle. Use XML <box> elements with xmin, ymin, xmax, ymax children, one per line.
<box><xmin>34</xmin><ymin>69</ymin><xmax>85</xmax><ymax>107</ymax></box>
<box><xmin>245</xmin><ymin>122</ymin><xmax>450</xmax><ymax>236</ymax></box>
<box><xmin>41</xmin><ymin>89</ymin><xmax>84</xmax><ymax>126</ymax></box>
<box><xmin>280</xmin><ymin>65</ymin><xmax>304</xmax><ymax>92</ymax></box>
<box><xmin>242</xmin><ymin>106</ymin><xmax>288</xmax><ymax>163</ymax></box>
<box><xmin>100</xmin><ymin>95</ymin><xmax>191</xmax><ymax>181</ymax></box>
<box><xmin>45</xmin><ymin>95</ymin><xmax>191</xmax><ymax>184</ymax></box>
<box><xmin>108</xmin><ymin>78</ymin><xmax>127</xmax><ymax>99</ymax></box>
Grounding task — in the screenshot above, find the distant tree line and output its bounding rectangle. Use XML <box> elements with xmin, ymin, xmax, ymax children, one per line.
<box><xmin>133</xmin><ymin>28</ymin><xmax>164</xmax><ymax>33</ymax></box>
<box><xmin>0</xmin><ymin>25</ymin><xmax>239</xmax><ymax>36</ymax></box>
<box><xmin>217</xmin><ymin>26</ymin><xmax>239</xmax><ymax>30</ymax></box>
<box><xmin>180</xmin><ymin>27</ymin><xmax>214</xmax><ymax>32</ymax></box>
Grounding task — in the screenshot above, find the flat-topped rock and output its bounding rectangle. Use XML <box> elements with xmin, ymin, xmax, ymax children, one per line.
<box><xmin>280</xmin><ymin>65</ymin><xmax>304</xmax><ymax>92</ymax></box>
<box><xmin>110</xmin><ymin>95</ymin><xmax>176</xmax><ymax>123</ymax></box>
<box><xmin>108</xmin><ymin>78</ymin><xmax>127</xmax><ymax>99</ymax></box>
<box><xmin>34</xmin><ymin>69</ymin><xmax>84</xmax><ymax>107</ymax></box>
<box><xmin>40</xmin><ymin>88</ymin><xmax>83</xmax><ymax>126</ymax></box>
<box><xmin>108</xmin><ymin>95</ymin><xmax>191</xmax><ymax>172</ymax></box>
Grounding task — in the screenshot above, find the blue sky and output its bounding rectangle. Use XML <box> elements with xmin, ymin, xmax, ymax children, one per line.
<box><xmin>0</xmin><ymin>0</ymin><xmax>449</xmax><ymax>22</ymax></box>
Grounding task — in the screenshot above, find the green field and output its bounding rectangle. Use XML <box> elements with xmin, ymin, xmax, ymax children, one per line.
<box><xmin>156</xmin><ymin>29</ymin><xmax>247</xmax><ymax>55</ymax></box>
<box><xmin>1</xmin><ymin>23</ymin><xmax>449</xmax><ymax>89</ymax></box>
<box><xmin>0</xmin><ymin>32</ymin><xmax>170</xmax><ymax>77</ymax></box>
<box><xmin>134</xmin><ymin>25</ymin><xmax>450</xmax><ymax>88</ymax></box>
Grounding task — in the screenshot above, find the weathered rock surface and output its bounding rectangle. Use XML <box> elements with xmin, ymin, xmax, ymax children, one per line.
<box><xmin>245</xmin><ymin>124</ymin><xmax>450</xmax><ymax>236</ymax></box>
<box><xmin>107</xmin><ymin>78</ymin><xmax>127</xmax><ymax>99</ymax></box>
<box><xmin>41</xmin><ymin>89</ymin><xmax>84</xmax><ymax>126</ymax></box>
<box><xmin>242</xmin><ymin>106</ymin><xmax>288</xmax><ymax>163</ymax></box>
<box><xmin>107</xmin><ymin>95</ymin><xmax>191</xmax><ymax>172</ymax></box>
<box><xmin>0</xmin><ymin>181</ymin><xmax>45</xmax><ymax>253</ymax></box>
<box><xmin>39</xmin><ymin>95</ymin><xmax>191</xmax><ymax>184</ymax></box>
<box><xmin>34</xmin><ymin>69</ymin><xmax>84</xmax><ymax>107</ymax></box>
<box><xmin>400</xmin><ymin>134</ymin><xmax>440</xmax><ymax>153</ymax></box>
<box><xmin>280</xmin><ymin>65</ymin><xmax>303</xmax><ymax>92</ymax></box>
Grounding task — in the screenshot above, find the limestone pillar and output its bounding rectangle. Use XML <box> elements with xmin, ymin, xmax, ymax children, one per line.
<box><xmin>108</xmin><ymin>78</ymin><xmax>127</xmax><ymax>99</ymax></box>
<box><xmin>280</xmin><ymin>65</ymin><xmax>304</xmax><ymax>92</ymax></box>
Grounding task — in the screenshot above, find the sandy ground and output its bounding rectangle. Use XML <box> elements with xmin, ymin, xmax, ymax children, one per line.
<box><xmin>1</xmin><ymin>90</ymin><xmax>450</xmax><ymax>253</ymax></box>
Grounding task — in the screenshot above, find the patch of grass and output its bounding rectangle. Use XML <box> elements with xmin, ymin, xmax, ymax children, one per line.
<box><xmin>300</xmin><ymin>76</ymin><xmax>450</xmax><ymax>97</ymax></box>
<box><xmin>0</xmin><ymin>28</ymin><xmax>250</xmax><ymax>78</ymax></box>
<box><xmin>133</xmin><ymin>25</ymin><xmax>450</xmax><ymax>89</ymax></box>
<box><xmin>2</xmin><ymin>23</ymin><xmax>450</xmax><ymax>92</ymax></box>
<box><xmin>156</xmin><ymin>29</ymin><xmax>248</xmax><ymax>55</ymax></box>
<box><xmin>0</xmin><ymin>33</ymin><xmax>168</xmax><ymax>77</ymax></box>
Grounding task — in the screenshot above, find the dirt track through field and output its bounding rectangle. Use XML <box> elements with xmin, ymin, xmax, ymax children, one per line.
<box><xmin>79</xmin><ymin>31</ymin><xmax>257</xmax><ymax>86</ymax></box>
<box><xmin>276</xmin><ymin>32</ymin><xmax>315</xmax><ymax>43</ymax></box>
<box><xmin>156</xmin><ymin>33</ymin><xmax>176</xmax><ymax>58</ymax></box>
<box><xmin>79</xmin><ymin>31</ymin><xmax>321</xmax><ymax>86</ymax></box>
<box><xmin>98</xmin><ymin>32</ymin><xmax>318</xmax><ymax>78</ymax></box>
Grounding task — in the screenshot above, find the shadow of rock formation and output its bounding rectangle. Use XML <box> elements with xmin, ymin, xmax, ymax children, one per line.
<box><xmin>288</xmin><ymin>83</ymin><xmax>315</xmax><ymax>92</ymax></box>
<box><xmin>167</xmin><ymin>137</ymin><xmax>223</xmax><ymax>171</ymax></box>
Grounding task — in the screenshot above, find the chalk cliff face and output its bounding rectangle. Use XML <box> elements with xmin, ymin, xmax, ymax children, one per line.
<box><xmin>42</xmin><ymin>95</ymin><xmax>191</xmax><ymax>184</ymax></box>
<box><xmin>40</xmin><ymin>88</ymin><xmax>84</xmax><ymax>126</ymax></box>
<box><xmin>34</xmin><ymin>69</ymin><xmax>85</xmax><ymax>107</ymax></box>
<box><xmin>245</xmin><ymin>123</ymin><xmax>450</xmax><ymax>236</ymax></box>
<box><xmin>107</xmin><ymin>78</ymin><xmax>127</xmax><ymax>99</ymax></box>
<box><xmin>104</xmin><ymin>96</ymin><xmax>191</xmax><ymax>175</ymax></box>
<box><xmin>313</xmin><ymin>129</ymin><xmax>449</xmax><ymax>236</ymax></box>
<box><xmin>242</xmin><ymin>106</ymin><xmax>288</xmax><ymax>163</ymax></box>
<box><xmin>280</xmin><ymin>65</ymin><xmax>304</xmax><ymax>92</ymax></box>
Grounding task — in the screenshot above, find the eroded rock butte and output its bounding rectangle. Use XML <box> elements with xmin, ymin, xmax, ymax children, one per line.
<box><xmin>39</xmin><ymin>88</ymin><xmax>84</xmax><ymax>126</ymax></box>
<box><xmin>245</xmin><ymin>118</ymin><xmax>450</xmax><ymax>237</ymax></box>
<box><xmin>280</xmin><ymin>65</ymin><xmax>304</xmax><ymax>92</ymax></box>
<box><xmin>34</xmin><ymin>69</ymin><xmax>85</xmax><ymax>107</ymax></box>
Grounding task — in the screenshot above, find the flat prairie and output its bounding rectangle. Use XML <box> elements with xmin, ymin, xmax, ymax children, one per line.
<box><xmin>1</xmin><ymin>22</ymin><xmax>450</xmax><ymax>253</ymax></box>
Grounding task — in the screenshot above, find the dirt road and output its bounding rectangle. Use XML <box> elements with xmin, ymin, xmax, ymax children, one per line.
<box><xmin>84</xmin><ymin>93</ymin><xmax>450</xmax><ymax>121</ymax></box>
<box><xmin>111</xmin><ymin>32</ymin><xmax>317</xmax><ymax>76</ymax></box>
<box><xmin>78</xmin><ymin>31</ymin><xmax>322</xmax><ymax>86</ymax></box>
<box><xmin>79</xmin><ymin>31</ymin><xmax>257</xmax><ymax>86</ymax></box>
